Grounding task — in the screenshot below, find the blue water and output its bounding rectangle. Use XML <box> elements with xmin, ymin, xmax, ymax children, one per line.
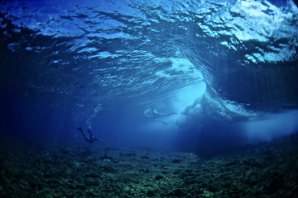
<box><xmin>0</xmin><ymin>0</ymin><xmax>298</xmax><ymax>154</ymax></box>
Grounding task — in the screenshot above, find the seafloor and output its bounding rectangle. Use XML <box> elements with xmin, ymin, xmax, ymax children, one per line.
<box><xmin>1</xmin><ymin>134</ymin><xmax>298</xmax><ymax>198</ymax></box>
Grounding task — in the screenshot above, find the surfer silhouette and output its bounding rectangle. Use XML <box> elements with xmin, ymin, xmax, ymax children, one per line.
<box><xmin>144</xmin><ymin>106</ymin><xmax>176</xmax><ymax>118</ymax></box>
<box><xmin>144</xmin><ymin>106</ymin><xmax>176</xmax><ymax>126</ymax></box>
<box><xmin>77</xmin><ymin>127</ymin><xmax>103</xmax><ymax>143</ymax></box>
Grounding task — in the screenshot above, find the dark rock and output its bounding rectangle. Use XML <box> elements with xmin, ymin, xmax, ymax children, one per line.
<box><xmin>266</xmin><ymin>175</ymin><xmax>284</xmax><ymax>194</ymax></box>
<box><xmin>60</xmin><ymin>149</ymin><xmax>70</xmax><ymax>154</ymax></box>
<box><xmin>83</xmin><ymin>156</ymin><xmax>95</xmax><ymax>163</ymax></box>
<box><xmin>84</xmin><ymin>172</ymin><xmax>100</xmax><ymax>178</ymax></box>
<box><xmin>28</xmin><ymin>181</ymin><xmax>43</xmax><ymax>190</ymax></box>
<box><xmin>139</xmin><ymin>169</ymin><xmax>149</xmax><ymax>173</ymax></box>
<box><xmin>43</xmin><ymin>173</ymin><xmax>56</xmax><ymax>179</ymax></box>
<box><xmin>84</xmin><ymin>178</ymin><xmax>98</xmax><ymax>186</ymax></box>
<box><xmin>48</xmin><ymin>178</ymin><xmax>61</xmax><ymax>186</ymax></box>
<box><xmin>122</xmin><ymin>152</ymin><xmax>137</xmax><ymax>157</ymax></box>
<box><xmin>99</xmin><ymin>154</ymin><xmax>110</xmax><ymax>160</ymax></box>
<box><xmin>155</xmin><ymin>175</ymin><xmax>164</xmax><ymax>180</ymax></box>
<box><xmin>173</xmin><ymin>170</ymin><xmax>180</xmax><ymax>175</ymax></box>
<box><xmin>100</xmin><ymin>165</ymin><xmax>117</xmax><ymax>173</ymax></box>
<box><xmin>66</xmin><ymin>193</ymin><xmax>75</xmax><ymax>198</ymax></box>
<box><xmin>168</xmin><ymin>188</ymin><xmax>184</xmax><ymax>197</ymax></box>
<box><xmin>76</xmin><ymin>183</ymin><xmax>87</xmax><ymax>190</ymax></box>
<box><xmin>12</xmin><ymin>172</ymin><xmax>23</xmax><ymax>179</ymax></box>
<box><xmin>140</xmin><ymin>155</ymin><xmax>150</xmax><ymax>159</ymax></box>
<box><xmin>241</xmin><ymin>159</ymin><xmax>263</xmax><ymax>168</ymax></box>
<box><xmin>184</xmin><ymin>169</ymin><xmax>192</xmax><ymax>174</ymax></box>
<box><xmin>172</xmin><ymin>159</ymin><xmax>182</xmax><ymax>163</ymax></box>
<box><xmin>224</xmin><ymin>160</ymin><xmax>238</xmax><ymax>166</ymax></box>
<box><xmin>147</xmin><ymin>190</ymin><xmax>155</xmax><ymax>197</ymax></box>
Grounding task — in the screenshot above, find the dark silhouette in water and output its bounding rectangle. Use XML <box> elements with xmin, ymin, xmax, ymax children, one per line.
<box><xmin>77</xmin><ymin>127</ymin><xmax>103</xmax><ymax>143</ymax></box>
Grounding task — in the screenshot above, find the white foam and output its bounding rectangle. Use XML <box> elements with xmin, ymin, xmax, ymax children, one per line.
<box><xmin>241</xmin><ymin>110</ymin><xmax>298</xmax><ymax>143</ymax></box>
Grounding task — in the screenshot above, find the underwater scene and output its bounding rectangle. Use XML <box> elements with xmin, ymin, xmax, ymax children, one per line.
<box><xmin>1</xmin><ymin>0</ymin><xmax>298</xmax><ymax>197</ymax></box>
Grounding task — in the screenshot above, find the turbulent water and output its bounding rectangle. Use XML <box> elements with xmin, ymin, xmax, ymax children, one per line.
<box><xmin>1</xmin><ymin>0</ymin><xmax>298</xmax><ymax>149</ymax></box>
